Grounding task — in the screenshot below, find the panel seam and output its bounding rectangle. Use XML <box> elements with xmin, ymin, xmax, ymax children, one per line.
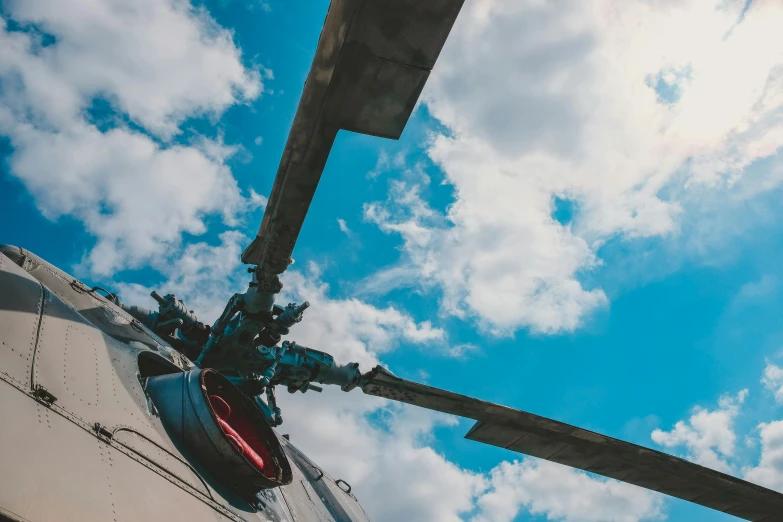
<box><xmin>29</xmin><ymin>286</ymin><xmax>46</xmax><ymax>390</ymax></box>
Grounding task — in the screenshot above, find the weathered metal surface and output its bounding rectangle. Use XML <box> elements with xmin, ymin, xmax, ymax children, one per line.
<box><xmin>241</xmin><ymin>0</ymin><xmax>465</xmax><ymax>272</ymax></box>
<box><xmin>111</xmin><ymin>427</ymin><xmax>213</xmax><ymax>499</ymax></box>
<box><xmin>278</xmin><ymin>459</ymin><xmax>338</xmax><ymax>522</ymax></box>
<box><xmin>0</xmin><ymin>373</ymin><xmax>249</xmax><ymax>522</ymax></box>
<box><xmin>361</xmin><ymin>366</ymin><xmax>783</xmax><ymax>521</ymax></box>
<box><xmin>21</xmin><ymin>252</ymin><xmax>171</xmax><ymax>353</ymax></box>
<box><xmin>0</xmin><ymin>249</ymin><xmax>247</xmax><ymax>520</ymax></box>
<box><xmin>0</xmin><ymin>379</ymin><xmax>117</xmax><ymax>522</ymax></box>
<box><xmin>28</xmin><ymin>265</ymin><xmax>181</xmax><ymax>456</ymax></box>
<box><xmin>283</xmin><ymin>441</ymin><xmax>371</xmax><ymax>522</ymax></box>
<box><xmin>0</xmin><ymin>250</ymin><xmax>43</xmax><ymax>388</ymax></box>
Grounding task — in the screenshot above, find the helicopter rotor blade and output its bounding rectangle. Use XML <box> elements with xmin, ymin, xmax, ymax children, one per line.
<box><xmin>241</xmin><ymin>0</ymin><xmax>466</xmax><ymax>274</ymax></box>
<box><xmin>360</xmin><ymin>366</ymin><xmax>783</xmax><ymax>521</ymax></box>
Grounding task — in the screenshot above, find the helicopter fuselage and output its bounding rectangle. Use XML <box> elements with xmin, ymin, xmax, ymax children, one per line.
<box><xmin>0</xmin><ymin>245</ymin><xmax>370</xmax><ymax>522</ymax></box>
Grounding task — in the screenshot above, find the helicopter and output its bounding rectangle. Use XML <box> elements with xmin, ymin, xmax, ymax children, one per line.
<box><xmin>2</xmin><ymin>1</ymin><xmax>783</xmax><ymax>521</ymax></box>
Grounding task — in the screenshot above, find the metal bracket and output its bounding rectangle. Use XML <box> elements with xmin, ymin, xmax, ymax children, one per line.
<box><xmin>130</xmin><ymin>320</ymin><xmax>145</xmax><ymax>333</ymax></box>
<box><xmin>94</xmin><ymin>423</ymin><xmax>114</xmax><ymax>440</ymax></box>
<box><xmin>32</xmin><ymin>385</ymin><xmax>57</xmax><ymax>407</ymax></box>
<box><xmin>90</xmin><ymin>286</ymin><xmax>117</xmax><ymax>302</ymax></box>
<box><xmin>18</xmin><ymin>254</ymin><xmax>34</xmax><ymax>271</ymax></box>
<box><xmin>70</xmin><ymin>280</ymin><xmax>90</xmax><ymax>294</ymax></box>
<box><xmin>335</xmin><ymin>479</ymin><xmax>352</xmax><ymax>495</ymax></box>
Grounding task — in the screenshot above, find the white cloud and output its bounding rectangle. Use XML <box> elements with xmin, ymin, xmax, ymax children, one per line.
<box><xmin>337</xmin><ymin>218</ymin><xmax>352</xmax><ymax>237</ymax></box>
<box><xmin>762</xmin><ymin>363</ymin><xmax>783</xmax><ymax>404</ymax></box>
<box><xmin>365</xmin><ymin>175</ymin><xmax>607</xmax><ymax>335</ymax></box>
<box><xmin>0</xmin><ymin>0</ymin><xmax>264</xmax><ymax>275</ymax></box>
<box><xmin>365</xmin><ymin>180</ymin><xmax>442</xmax><ymax>251</ymax></box>
<box><xmin>1</xmin><ymin>0</ymin><xmax>261</xmax><ymax>138</ymax></box>
<box><xmin>280</xmin><ymin>262</ymin><xmax>445</xmax><ymax>367</ymax></box>
<box><xmin>744</xmin><ymin>419</ymin><xmax>783</xmax><ymax>492</ymax></box>
<box><xmin>353</xmin><ymin>264</ymin><xmax>422</xmax><ymax>298</ymax></box>
<box><xmin>366</xmin><ymin>0</ymin><xmax>783</xmax><ymax>334</ymax></box>
<box><xmin>471</xmin><ymin>460</ymin><xmax>663</xmax><ymax>522</ymax></box>
<box><xmin>694</xmin><ymin>364</ymin><xmax>783</xmax><ymax>494</ymax></box>
<box><xmin>738</xmin><ymin>274</ymin><xmax>778</xmax><ymax>300</ymax></box>
<box><xmin>367</xmin><ymin>149</ymin><xmax>406</xmax><ymax>179</ymax></box>
<box><xmin>651</xmin><ymin>389</ymin><xmax>748</xmax><ymax>473</ymax></box>
<box><xmin>446</xmin><ymin>343</ymin><xmax>480</xmax><ymax>359</ymax></box>
<box><xmin>218</xmin><ymin>0</ymin><xmax>271</xmax><ymax>12</ymax></box>
<box><xmin>114</xmin><ymin>230</ymin><xmax>250</xmax><ymax>323</ymax></box>
<box><xmin>650</xmin><ymin>364</ymin><xmax>783</xmax><ymax>496</ymax></box>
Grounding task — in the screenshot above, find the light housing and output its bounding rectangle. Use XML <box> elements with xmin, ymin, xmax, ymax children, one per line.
<box><xmin>146</xmin><ymin>368</ymin><xmax>292</xmax><ymax>492</ymax></box>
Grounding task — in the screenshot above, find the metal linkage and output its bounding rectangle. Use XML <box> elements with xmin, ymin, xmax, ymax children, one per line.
<box><xmin>193</xmin><ymin>266</ymin><xmax>300</xmax><ymax>366</ymax></box>
<box><xmin>193</xmin><ymin>293</ymin><xmax>244</xmax><ymax>366</ymax></box>
<box><xmin>244</xmin><ymin>342</ymin><xmax>361</xmax><ymax>393</ymax></box>
<box><xmin>275</xmin><ymin>302</ymin><xmax>310</xmax><ymax>330</ymax></box>
<box><xmin>219</xmin><ymin>341</ymin><xmax>361</xmax><ymax>426</ymax></box>
<box><xmin>120</xmin><ymin>291</ymin><xmax>210</xmax><ymax>360</ymax></box>
<box><xmin>118</xmin><ymin>268</ymin><xmax>362</xmax><ymax>427</ymax></box>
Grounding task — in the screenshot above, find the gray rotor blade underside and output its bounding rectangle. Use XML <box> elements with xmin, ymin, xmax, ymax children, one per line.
<box><xmin>242</xmin><ymin>0</ymin><xmax>465</xmax><ymax>272</ymax></box>
<box><xmin>361</xmin><ymin>367</ymin><xmax>783</xmax><ymax>521</ymax></box>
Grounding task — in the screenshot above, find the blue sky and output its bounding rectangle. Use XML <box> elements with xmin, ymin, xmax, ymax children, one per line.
<box><xmin>3</xmin><ymin>0</ymin><xmax>783</xmax><ymax>521</ymax></box>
